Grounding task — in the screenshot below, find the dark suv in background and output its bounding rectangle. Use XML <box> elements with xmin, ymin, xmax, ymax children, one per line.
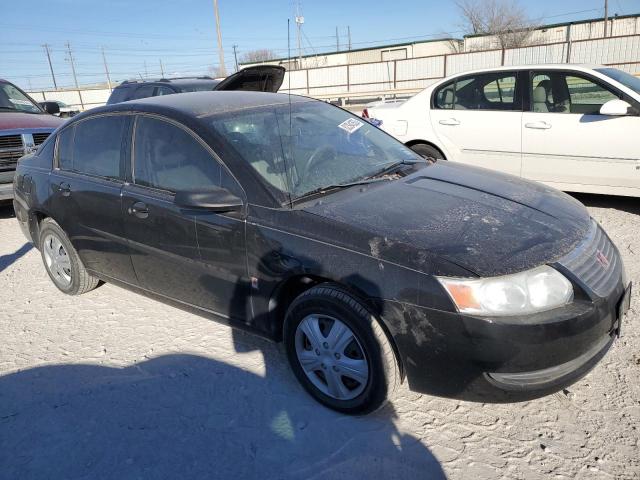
<box><xmin>0</xmin><ymin>79</ymin><xmax>64</xmax><ymax>201</ymax></box>
<box><xmin>106</xmin><ymin>65</ymin><xmax>285</xmax><ymax>104</ymax></box>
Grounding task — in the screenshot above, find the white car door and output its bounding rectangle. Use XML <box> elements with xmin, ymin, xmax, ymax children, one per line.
<box><xmin>429</xmin><ymin>72</ymin><xmax>523</xmax><ymax>177</ymax></box>
<box><xmin>522</xmin><ymin>70</ymin><xmax>640</xmax><ymax>196</ymax></box>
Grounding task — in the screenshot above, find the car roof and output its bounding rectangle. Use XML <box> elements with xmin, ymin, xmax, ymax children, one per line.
<box><xmin>445</xmin><ymin>63</ymin><xmax>601</xmax><ymax>77</ymax></box>
<box><xmin>91</xmin><ymin>91</ymin><xmax>314</xmax><ymax>118</ymax></box>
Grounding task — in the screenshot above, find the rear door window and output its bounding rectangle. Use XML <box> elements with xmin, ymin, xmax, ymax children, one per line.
<box><xmin>58</xmin><ymin>115</ymin><xmax>126</xmax><ymax>179</ymax></box>
<box><xmin>434</xmin><ymin>73</ymin><xmax>521</xmax><ymax>111</ymax></box>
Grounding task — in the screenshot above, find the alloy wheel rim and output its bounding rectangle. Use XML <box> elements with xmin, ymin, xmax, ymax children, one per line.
<box><xmin>295</xmin><ymin>314</ymin><xmax>369</xmax><ymax>401</ymax></box>
<box><xmin>43</xmin><ymin>234</ymin><xmax>72</xmax><ymax>287</ymax></box>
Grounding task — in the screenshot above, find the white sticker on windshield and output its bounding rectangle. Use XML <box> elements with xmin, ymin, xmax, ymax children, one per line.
<box><xmin>9</xmin><ymin>99</ymin><xmax>33</xmax><ymax>106</ymax></box>
<box><xmin>338</xmin><ymin>118</ymin><xmax>364</xmax><ymax>134</ymax></box>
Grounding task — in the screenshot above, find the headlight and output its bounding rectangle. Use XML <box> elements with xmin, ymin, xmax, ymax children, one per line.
<box><xmin>436</xmin><ymin>265</ymin><xmax>573</xmax><ymax>316</ymax></box>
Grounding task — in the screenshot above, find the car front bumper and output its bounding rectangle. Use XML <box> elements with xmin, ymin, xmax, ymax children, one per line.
<box><xmin>381</xmin><ymin>278</ymin><xmax>630</xmax><ymax>402</ymax></box>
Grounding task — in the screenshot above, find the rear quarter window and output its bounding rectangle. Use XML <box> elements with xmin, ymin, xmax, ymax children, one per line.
<box><xmin>107</xmin><ymin>86</ymin><xmax>133</xmax><ymax>104</ymax></box>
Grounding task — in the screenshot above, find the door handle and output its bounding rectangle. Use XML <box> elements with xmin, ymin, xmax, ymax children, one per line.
<box><xmin>439</xmin><ymin>118</ymin><xmax>460</xmax><ymax>126</ymax></box>
<box><xmin>128</xmin><ymin>201</ymin><xmax>149</xmax><ymax>219</ymax></box>
<box><xmin>59</xmin><ymin>182</ymin><xmax>71</xmax><ymax>197</ymax></box>
<box><xmin>525</xmin><ymin>121</ymin><xmax>552</xmax><ymax>130</ymax></box>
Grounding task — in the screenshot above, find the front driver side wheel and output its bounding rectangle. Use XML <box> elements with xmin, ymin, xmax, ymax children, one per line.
<box><xmin>284</xmin><ymin>284</ymin><xmax>400</xmax><ymax>414</ymax></box>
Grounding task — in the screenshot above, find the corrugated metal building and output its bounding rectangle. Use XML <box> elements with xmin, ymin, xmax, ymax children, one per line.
<box><xmin>240</xmin><ymin>38</ymin><xmax>462</xmax><ymax>70</ymax></box>
<box><xmin>464</xmin><ymin>13</ymin><xmax>640</xmax><ymax>51</ymax></box>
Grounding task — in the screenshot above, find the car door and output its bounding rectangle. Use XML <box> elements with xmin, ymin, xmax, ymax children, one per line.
<box><xmin>122</xmin><ymin>114</ymin><xmax>248</xmax><ymax>321</ymax></box>
<box><xmin>49</xmin><ymin>113</ymin><xmax>138</xmax><ymax>284</ymax></box>
<box><xmin>429</xmin><ymin>71</ymin><xmax>523</xmax><ymax>177</ymax></box>
<box><xmin>522</xmin><ymin>70</ymin><xmax>640</xmax><ymax>194</ymax></box>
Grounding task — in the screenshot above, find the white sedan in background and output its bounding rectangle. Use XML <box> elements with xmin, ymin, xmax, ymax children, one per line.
<box><xmin>363</xmin><ymin>65</ymin><xmax>640</xmax><ymax>197</ymax></box>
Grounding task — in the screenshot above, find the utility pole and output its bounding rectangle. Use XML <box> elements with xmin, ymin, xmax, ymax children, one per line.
<box><xmin>232</xmin><ymin>45</ymin><xmax>239</xmax><ymax>71</ymax></box>
<box><xmin>159</xmin><ymin>59</ymin><xmax>165</xmax><ymax>78</ymax></box>
<box><xmin>347</xmin><ymin>26</ymin><xmax>352</xmax><ymax>51</ymax></box>
<box><xmin>65</xmin><ymin>41</ymin><xmax>83</xmax><ymax>109</ymax></box>
<box><xmin>42</xmin><ymin>44</ymin><xmax>58</xmax><ymax>90</ymax></box>
<box><xmin>604</xmin><ymin>0</ymin><xmax>609</xmax><ymax>37</ymax></box>
<box><xmin>213</xmin><ymin>0</ymin><xmax>226</xmax><ymax>76</ymax></box>
<box><xmin>102</xmin><ymin>47</ymin><xmax>112</xmax><ymax>90</ymax></box>
<box><xmin>336</xmin><ymin>26</ymin><xmax>340</xmax><ymax>52</ymax></box>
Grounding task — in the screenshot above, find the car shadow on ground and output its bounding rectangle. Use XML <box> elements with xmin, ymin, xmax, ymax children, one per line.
<box><xmin>0</xmin><ymin>242</ymin><xmax>33</xmax><ymax>273</ymax></box>
<box><xmin>570</xmin><ymin>193</ymin><xmax>640</xmax><ymax>215</ymax></box>
<box><xmin>0</xmin><ymin>350</ymin><xmax>446</xmax><ymax>480</ymax></box>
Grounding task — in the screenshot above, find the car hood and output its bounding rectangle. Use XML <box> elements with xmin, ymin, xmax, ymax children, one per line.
<box><xmin>0</xmin><ymin>111</ymin><xmax>64</xmax><ymax>130</ymax></box>
<box><xmin>302</xmin><ymin>161</ymin><xmax>591</xmax><ymax>277</ymax></box>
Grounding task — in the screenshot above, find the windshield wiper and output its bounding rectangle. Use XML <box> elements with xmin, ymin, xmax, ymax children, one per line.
<box><xmin>367</xmin><ymin>159</ymin><xmax>422</xmax><ymax>179</ymax></box>
<box><xmin>293</xmin><ymin>177</ymin><xmax>390</xmax><ymax>203</ymax></box>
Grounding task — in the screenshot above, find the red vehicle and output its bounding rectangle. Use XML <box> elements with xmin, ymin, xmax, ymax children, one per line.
<box><xmin>1</xmin><ymin>79</ymin><xmax>64</xmax><ymax>200</ymax></box>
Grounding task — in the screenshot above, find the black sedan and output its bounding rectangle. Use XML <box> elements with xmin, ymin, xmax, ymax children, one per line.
<box><xmin>13</xmin><ymin>91</ymin><xmax>632</xmax><ymax>414</ymax></box>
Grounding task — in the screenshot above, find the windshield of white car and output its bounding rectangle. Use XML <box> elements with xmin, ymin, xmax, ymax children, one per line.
<box><xmin>0</xmin><ymin>83</ymin><xmax>42</xmax><ymax>114</ymax></box>
<box><xmin>596</xmin><ymin>68</ymin><xmax>640</xmax><ymax>95</ymax></box>
<box><xmin>208</xmin><ymin>101</ymin><xmax>421</xmax><ymax>201</ymax></box>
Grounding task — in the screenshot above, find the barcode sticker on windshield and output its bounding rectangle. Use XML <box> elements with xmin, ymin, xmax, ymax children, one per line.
<box><xmin>338</xmin><ymin>118</ymin><xmax>364</xmax><ymax>134</ymax></box>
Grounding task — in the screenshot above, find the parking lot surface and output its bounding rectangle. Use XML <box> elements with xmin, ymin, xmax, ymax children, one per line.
<box><xmin>1</xmin><ymin>195</ymin><xmax>639</xmax><ymax>480</ymax></box>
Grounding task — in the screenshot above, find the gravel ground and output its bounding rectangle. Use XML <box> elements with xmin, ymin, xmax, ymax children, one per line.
<box><xmin>1</xmin><ymin>195</ymin><xmax>638</xmax><ymax>480</ymax></box>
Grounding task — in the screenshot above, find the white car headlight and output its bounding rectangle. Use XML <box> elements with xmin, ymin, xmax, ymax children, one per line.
<box><xmin>436</xmin><ymin>265</ymin><xmax>573</xmax><ymax>316</ymax></box>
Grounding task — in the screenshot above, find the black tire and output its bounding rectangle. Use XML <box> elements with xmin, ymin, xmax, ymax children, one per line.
<box><xmin>39</xmin><ymin>218</ymin><xmax>99</xmax><ymax>296</ymax></box>
<box><xmin>284</xmin><ymin>283</ymin><xmax>400</xmax><ymax>414</ymax></box>
<box><xmin>410</xmin><ymin>143</ymin><xmax>444</xmax><ymax>161</ymax></box>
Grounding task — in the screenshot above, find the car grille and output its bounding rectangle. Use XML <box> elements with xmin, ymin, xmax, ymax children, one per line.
<box><xmin>32</xmin><ymin>132</ymin><xmax>50</xmax><ymax>145</ymax></box>
<box><xmin>558</xmin><ymin>220</ymin><xmax>621</xmax><ymax>297</ymax></box>
<box><xmin>0</xmin><ymin>134</ymin><xmax>25</xmax><ymax>171</ymax></box>
<box><xmin>0</xmin><ymin>134</ymin><xmax>23</xmax><ymax>149</ymax></box>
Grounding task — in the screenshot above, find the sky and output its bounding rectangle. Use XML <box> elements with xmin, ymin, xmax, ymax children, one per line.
<box><xmin>1</xmin><ymin>0</ymin><xmax>638</xmax><ymax>90</ymax></box>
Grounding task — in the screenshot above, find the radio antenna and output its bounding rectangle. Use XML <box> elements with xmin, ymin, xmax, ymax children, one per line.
<box><xmin>286</xmin><ymin>18</ymin><xmax>294</xmax><ymax>207</ymax></box>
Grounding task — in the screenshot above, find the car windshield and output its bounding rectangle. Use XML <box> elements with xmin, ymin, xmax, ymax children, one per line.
<box><xmin>596</xmin><ymin>68</ymin><xmax>640</xmax><ymax>95</ymax></box>
<box><xmin>208</xmin><ymin>100</ymin><xmax>420</xmax><ymax>201</ymax></box>
<box><xmin>0</xmin><ymin>82</ymin><xmax>42</xmax><ymax>114</ymax></box>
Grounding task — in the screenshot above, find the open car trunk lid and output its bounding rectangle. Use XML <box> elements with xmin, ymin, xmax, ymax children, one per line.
<box><xmin>214</xmin><ymin>66</ymin><xmax>285</xmax><ymax>93</ymax></box>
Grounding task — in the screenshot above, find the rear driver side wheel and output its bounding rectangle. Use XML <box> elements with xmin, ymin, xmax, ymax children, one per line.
<box><xmin>284</xmin><ymin>284</ymin><xmax>400</xmax><ymax>414</ymax></box>
<box><xmin>39</xmin><ymin>218</ymin><xmax>99</xmax><ymax>296</ymax></box>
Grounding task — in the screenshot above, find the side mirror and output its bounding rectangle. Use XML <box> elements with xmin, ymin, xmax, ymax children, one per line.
<box><xmin>599</xmin><ymin>99</ymin><xmax>631</xmax><ymax>116</ymax></box>
<box><xmin>174</xmin><ymin>187</ymin><xmax>243</xmax><ymax>213</ymax></box>
<box><xmin>39</xmin><ymin>101</ymin><xmax>60</xmax><ymax>115</ymax></box>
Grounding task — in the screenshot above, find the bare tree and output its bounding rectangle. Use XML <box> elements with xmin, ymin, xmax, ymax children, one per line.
<box><xmin>239</xmin><ymin>49</ymin><xmax>277</xmax><ymax>64</ymax></box>
<box><xmin>456</xmin><ymin>0</ymin><xmax>536</xmax><ymax>49</ymax></box>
